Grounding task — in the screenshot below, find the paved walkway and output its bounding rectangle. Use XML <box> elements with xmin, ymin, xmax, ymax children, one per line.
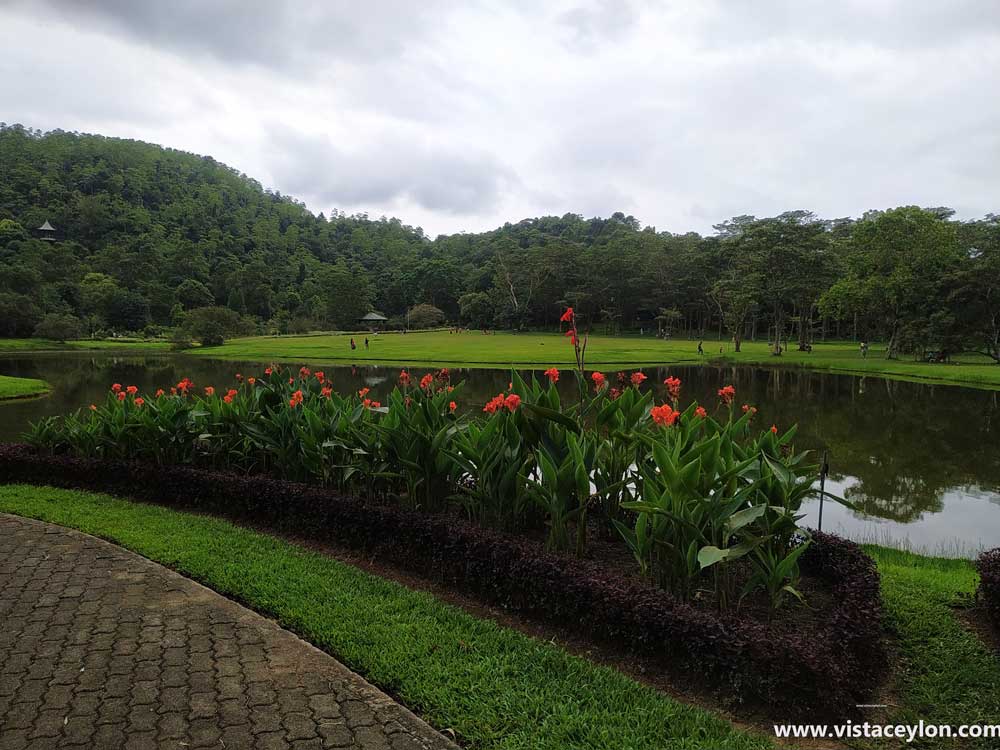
<box><xmin>0</xmin><ymin>515</ymin><xmax>458</xmax><ymax>750</ymax></box>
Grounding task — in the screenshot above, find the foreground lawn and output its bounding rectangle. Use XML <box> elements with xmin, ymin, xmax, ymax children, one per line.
<box><xmin>861</xmin><ymin>546</ymin><xmax>1000</xmax><ymax>749</ymax></box>
<box><xmin>0</xmin><ymin>484</ymin><xmax>769</xmax><ymax>750</ymax></box>
<box><xmin>0</xmin><ymin>374</ymin><xmax>49</xmax><ymax>400</ymax></box>
<box><xmin>192</xmin><ymin>332</ymin><xmax>1000</xmax><ymax>389</ymax></box>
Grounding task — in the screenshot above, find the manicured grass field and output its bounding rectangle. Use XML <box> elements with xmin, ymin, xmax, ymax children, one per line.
<box><xmin>0</xmin><ymin>374</ymin><xmax>49</xmax><ymax>400</ymax></box>
<box><xmin>0</xmin><ymin>485</ymin><xmax>770</xmax><ymax>750</ymax></box>
<box><xmin>191</xmin><ymin>331</ymin><xmax>1000</xmax><ymax>389</ymax></box>
<box><xmin>2</xmin><ymin>333</ymin><xmax>997</xmax><ymax>388</ymax></box>
<box><xmin>0</xmin><ymin>338</ymin><xmax>171</xmax><ymax>354</ymax></box>
<box><xmin>861</xmin><ymin>546</ymin><xmax>1000</xmax><ymax>749</ymax></box>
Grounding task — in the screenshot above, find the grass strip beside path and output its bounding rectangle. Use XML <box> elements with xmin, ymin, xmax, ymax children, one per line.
<box><xmin>0</xmin><ymin>484</ymin><xmax>770</xmax><ymax>750</ymax></box>
<box><xmin>861</xmin><ymin>546</ymin><xmax>1000</xmax><ymax>749</ymax></box>
<box><xmin>0</xmin><ymin>374</ymin><xmax>49</xmax><ymax>400</ymax></box>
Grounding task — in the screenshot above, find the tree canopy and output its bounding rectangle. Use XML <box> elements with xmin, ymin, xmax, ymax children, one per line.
<box><xmin>1</xmin><ymin>124</ymin><xmax>998</xmax><ymax>361</ymax></box>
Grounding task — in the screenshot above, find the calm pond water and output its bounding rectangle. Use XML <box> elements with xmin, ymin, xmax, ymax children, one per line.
<box><xmin>2</xmin><ymin>353</ymin><xmax>998</xmax><ymax>556</ymax></box>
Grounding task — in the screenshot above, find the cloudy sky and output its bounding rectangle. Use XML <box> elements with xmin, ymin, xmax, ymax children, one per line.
<box><xmin>2</xmin><ymin>1</ymin><xmax>998</xmax><ymax>237</ymax></box>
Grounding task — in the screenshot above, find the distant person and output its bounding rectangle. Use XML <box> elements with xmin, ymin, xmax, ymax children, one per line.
<box><xmin>364</xmin><ymin>337</ymin><xmax>369</xmax><ymax>350</ymax></box>
<box><xmin>350</xmin><ymin>338</ymin><xmax>356</xmax><ymax>351</ymax></box>
<box><xmin>860</xmin><ymin>341</ymin><xmax>868</xmax><ymax>359</ymax></box>
<box><xmin>697</xmin><ymin>341</ymin><xmax>704</xmax><ymax>355</ymax></box>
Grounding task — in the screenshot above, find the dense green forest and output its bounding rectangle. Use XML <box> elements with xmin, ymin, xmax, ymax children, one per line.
<box><xmin>1</xmin><ymin>124</ymin><xmax>998</xmax><ymax>361</ymax></box>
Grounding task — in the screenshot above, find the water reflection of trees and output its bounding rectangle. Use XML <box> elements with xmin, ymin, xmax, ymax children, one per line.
<box><xmin>726</xmin><ymin>368</ymin><xmax>1000</xmax><ymax>523</ymax></box>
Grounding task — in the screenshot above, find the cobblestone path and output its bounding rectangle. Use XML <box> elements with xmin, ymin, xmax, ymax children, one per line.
<box><xmin>0</xmin><ymin>514</ymin><xmax>458</xmax><ymax>750</ymax></box>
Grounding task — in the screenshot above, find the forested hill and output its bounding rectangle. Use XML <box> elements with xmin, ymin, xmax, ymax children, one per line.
<box><xmin>1</xmin><ymin>124</ymin><xmax>998</xmax><ymax>363</ymax></box>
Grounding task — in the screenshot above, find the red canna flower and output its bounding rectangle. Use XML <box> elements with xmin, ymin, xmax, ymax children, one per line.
<box><xmin>89</xmin><ymin>404</ymin><xmax>97</xmax><ymax>411</ymax></box>
<box><xmin>134</xmin><ymin>397</ymin><xmax>145</xmax><ymax>407</ymax></box>
<box><xmin>358</xmin><ymin>387</ymin><xmax>370</xmax><ymax>398</ymax></box>
<box><xmin>321</xmin><ymin>386</ymin><xmax>333</xmax><ymax>398</ymax></box>
<box><xmin>503</xmin><ymin>393</ymin><xmax>521</xmax><ymax>412</ymax></box>
<box><xmin>235</xmin><ymin>373</ymin><xmax>242</xmax><ymax>381</ymax></box>
<box><xmin>419</xmin><ymin>373</ymin><xmax>434</xmax><ymax>391</ymax></box>
<box><xmin>742</xmin><ymin>404</ymin><xmax>750</xmax><ymax>413</ymax></box>
<box><xmin>247</xmin><ymin>377</ymin><xmax>256</xmax><ymax>385</ymax></box>
<box><xmin>483</xmin><ymin>393</ymin><xmax>506</xmax><ymax>414</ymax></box>
<box><xmin>771</xmin><ymin>424</ymin><xmax>778</xmax><ymax>434</ymax></box>
<box><xmin>398</xmin><ymin>370</ymin><xmax>411</xmax><ymax>387</ymax></box>
<box><xmin>564</xmin><ymin>329</ymin><xmax>578</xmax><ymax>346</ymax></box>
<box><xmin>223</xmin><ymin>395</ymin><xmax>233</xmax><ymax>404</ymax></box>
<box><xmin>543</xmin><ymin>367</ymin><xmax>560</xmax><ymax>383</ymax></box>
<box><xmin>630</xmin><ymin>372</ymin><xmax>647</xmax><ymax>387</ymax></box>
<box><xmin>288</xmin><ymin>377</ymin><xmax>295</xmax><ymax>385</ymax></box>
<box><xmin>264</xmin><ymin>367</ymin><xmax>273</xmax><ymax>376</ymax></box>
<box><xmin>695</xmin><ymin>406</ymin><xmax>708</xmax><ymax>418</ymax></box>
<box><xmin>170</xmin><ymin>387</ymin><xmax>178</xmax><ymax>396</ymax></box>
<box><xmin>591</xmin><ymin>371</ymin><xmax>607</xmax><ymax>391</ymax></box>
<box><xmin>718</xmin><ymin>385</ymin><xmax>736</xmax><ymax>405</ymax></box>
<box><xmin>560</xmin><ymin>307</ymin><xmax>574</xmax><ymax>323</ymax></box>
<box><xmin>204</xmin><ymin>386</ymin><xmax>215</xmax><ymax>397</ymax></box>
<box><xmin>371</xmin><ymin>401</ymin><xmax>381</xmax><ymax>409</ymax></box>
<box><xmin>299</xmin><ymin>366</ymin><xmax>311</xmax><ymax>379</ymax></box>
<box><xmin>664</xmin><ymin>376</ymin><xmax>682</xmax><ymax>400</ymax></box>
<box><xmin>155</xmin><ymin>389</ymin><xmax>165</xmax><ymax>398</ymax></box>
<box><xmin>126</xmin><ymin>385</ymin><xmax>138</xmax><ymax>395</ymax></box>
<box><xmin>609</xmin><ymin>387</ymin><xmax>622</xmax><ymax>400</ymax></box>
<box><xmin>362</xmin><ymin>398</ymin><xmax>372</xmax><ymax>409</ymax></box>
<box><xmin>226</xmin><ymin>389</ymin><xmax>238</xmax><ymax>398</ymax></box>
<box><xmin>176</xmin><ymin>378</ymin><xmax>194</xmax><ymax>394</ymax></box>
<box><xmin>449</xmin><ymin>401</ymin><xmax>457</xmax><ymax>412</ymax></box>
<box><xmin>117</xmin><ymin>391</ymin><xmax>126</xmax><ymax>401</ymax></box>
<box><xmin>111</xmin><ymin>383</ymin><xmax>122</xmax><ymax>392</ymax></box>
<box><xmin>289</xmin><ymin>389</ymin><xmax>304</xmax><ymax>408</ymax></box>
<box><xmin>650</xmin><ymin>403</ymin><xmax>679</xmax><ymax>426</ymax></box>
<box><xmin>314</xmin><ymin>371</ymin><xmax>324</xmax><ymax>383</ymax></box>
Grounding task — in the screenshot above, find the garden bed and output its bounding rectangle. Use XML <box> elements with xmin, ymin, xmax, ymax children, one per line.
<box><xmin>0</xmin><ymin>443</ymin><xmax>886</xmax><ymax>719</ymax></box>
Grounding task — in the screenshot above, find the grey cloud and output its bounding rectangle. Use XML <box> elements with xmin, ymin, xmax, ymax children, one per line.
<box><xmin>700</xmin><ymin>0</ymin><xmax>1000</xmax><ymax>50</ymax></box>
<box><xmin>268</xmin><ymin>127</ymin><xmax>515</xmax><ymax>215</ymax></box>
<box><xmin>558</xmin><ymin>0</ymin><xmax>638</xmax><ymax>51</ymax></box>
<box><xmin>13</xmin><ymin>0</ymin><xmax>456</xmax><ymax>70</ymax></box>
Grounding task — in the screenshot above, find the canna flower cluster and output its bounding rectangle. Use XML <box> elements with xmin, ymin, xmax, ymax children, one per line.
<box><xmin>718</xmin><ymin>384</ymin><xmax>736</xmax><ymax>405</ymax></box>
<box><xmin>664</xmin><ymin>376</ymin><xmax>682</xmax><ymax>401</ymax></box>
<box><xmin>483</xmin><ymin>392</ymin><xmax>521</xmax><ymax>413</ymax></box>
<box><xmin>650</xmin><ymin>403</ymin><xmax>680</xmax><ymax>427</ymax></box>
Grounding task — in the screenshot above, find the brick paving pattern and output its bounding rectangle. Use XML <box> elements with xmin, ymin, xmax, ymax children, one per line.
<box><xmin>0</xmin><ymin>514</ymin><xmax>459</xmax><ymax>750</ymax></box>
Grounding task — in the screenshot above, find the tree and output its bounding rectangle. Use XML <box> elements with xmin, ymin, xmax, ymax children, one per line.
<box><xmin>407</xmin><ymin>303</ymin><xmax>446</xmax><ymax>329</ymax></box>
<box><xmin>182</xmin><ymin>306</ymin><xmax>248</xmax><ymax>346</ymax></box>
<box><xmin>33</xmin><ymin>313</ymin><xmax>83</xmax><ymax>342</ymax></box>
<box><xmin>458</xmin><ymin>292</ymin><xmax>493</xmax><ymax>328</ymax></box>
<box><xmin>175</xmin><ymin>279</ymin><xmax>215</xmax><ymax>309</ymax></box>
<box><xmin>821</xmin><ymin>207</ymin><xmax>962</xmax><ymax>358</ymax></box>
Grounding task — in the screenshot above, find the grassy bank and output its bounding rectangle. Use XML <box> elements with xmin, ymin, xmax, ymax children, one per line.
<box><xmin>0</xmin><ymin>338</ymin><xmax>171</xmax><ymax>354</ymax></box>
<box><xmin>1</xmin><ymin>333</ymin><xmax>997</xmax><ymax>389</ymax></box>
<box><xmin>860</xmin><ymin>546</ymin><xmax>1000</xmax><ymax>749</ymax></box>
<box><xmin>0</xmin><ymin>374</ymin><xmax>49</xmax><ymax>400</ymax></box>
<box><xmin>0</xmin><ymin>484</ymin><xmax>770</xmax><ymax>750</ymax></box>
<box><xmin>189</xmin><ymin>332</ymin><xmax>1000</xmax><ymax>390</ymax></box>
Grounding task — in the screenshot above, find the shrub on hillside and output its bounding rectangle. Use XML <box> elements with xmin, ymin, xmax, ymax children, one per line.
<box><xmin>406</xmin><ymin>303</ymin><xmax>446</xmax><ymax>329</ymax></box>
<box><xmin>33</xmin><ymin>313</ymin><xmax>83</xmax><ymax>342</ymax></box>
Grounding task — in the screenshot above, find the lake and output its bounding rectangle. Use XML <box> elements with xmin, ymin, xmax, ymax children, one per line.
<box><xmin>2</xmin><ymin>353</ymin><xmax>998</xmax><ymax>556</ymax></box>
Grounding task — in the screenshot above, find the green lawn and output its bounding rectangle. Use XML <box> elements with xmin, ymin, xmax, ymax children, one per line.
<box><xmin>0</xmin><ymin>338</ymin><xmax>171</xmax><ymax>354</ymax></box>
<box><xmin>4</xmin><ymin>485</ymin><xmax>999</xmax><ymax>748</ymax></box>
<box><xmin>2</xmin><ymin>332</ymin><xmax>997</xmax><ymax>388</ymax></box>
<box><xmin>857</xmin><ymin>546</ymin><xmax>1000</xmax><ymax>749</ymax></box>
<box><xmin>190</xmin><ymin>331</ymin><xmax>1000</xmax><ymax>389</ymax></box>
<box><xmin>0</xmin><ymin>484</ymin><xmax>770</xmax><ymax>750</ymax></box>
<box><xmin>0</xmin><ymin>374</ymin><xmax>49</xmax><ymax>400</ymax></box>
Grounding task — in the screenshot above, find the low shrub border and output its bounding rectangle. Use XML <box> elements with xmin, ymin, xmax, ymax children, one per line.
<box><xmin>976</xmin><ymin>547</ymin><xmax>1000</xmax><ymax>626</ymax></box>
<box><xmin>0</xmin><ymin>443</ymin><xmax>886</xmax><ymax>718</ymax></box>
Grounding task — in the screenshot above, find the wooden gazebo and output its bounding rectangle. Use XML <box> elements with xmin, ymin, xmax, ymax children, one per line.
<box><xmin>359</xmin><ymin>311</ymin><xmax>388</xmax><ymax>331</ymax></box>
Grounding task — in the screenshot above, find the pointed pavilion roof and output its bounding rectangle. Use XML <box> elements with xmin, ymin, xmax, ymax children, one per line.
<box><xmin>38</xmin><ymin>220</ymin><xmax>56</xmax><ymax>231</ymax></box>
<box><xmin>359</xmin><ymin>311</ymin><xmax>388</xmax><ymax>321</ymax></box>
